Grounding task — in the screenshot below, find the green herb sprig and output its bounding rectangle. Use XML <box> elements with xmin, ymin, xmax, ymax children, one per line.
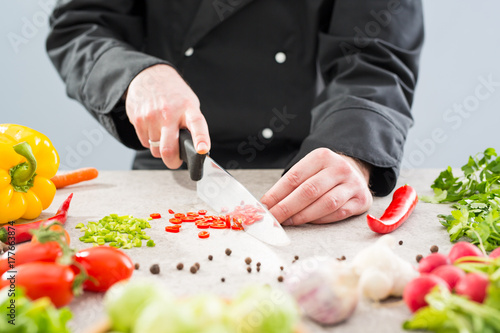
<box><xmin>422</xmin><ymin>148</ymin><xmax>500</xmax><ymax>251</ymax></box>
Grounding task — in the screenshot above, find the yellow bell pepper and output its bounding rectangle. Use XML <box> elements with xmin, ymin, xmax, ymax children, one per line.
<box><xmin>0</xmin><ymin>124</ymin><xmax>59</xmax><ymax>224</ymax></box>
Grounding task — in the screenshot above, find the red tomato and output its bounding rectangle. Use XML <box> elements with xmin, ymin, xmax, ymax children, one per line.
<box><xmin>75</xmin><ymin>246</ymin><xmax>134</xmax><ymax>292</ymax></box>
<box><xmin>198</xmin><ymin>231</ymin><xmax>210</xmax><ymax>239</ymax></box>
<box><xmin>32</xmin><ymin>224</ymin><xmax>70</xmax><ymax>245</ymax></box>
<box><xmin>1</xmin><ymin>262</ymin><xmax>76</xmax><ymax>307</ymax></box>
<box><xmin>0</xmin><ymin>241</ymin><xmax>62</xmax><ymax>276</ymax></box>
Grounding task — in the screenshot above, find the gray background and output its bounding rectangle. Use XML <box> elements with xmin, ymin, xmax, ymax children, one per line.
<box><xmin>2</xmin><ymin>0</ymin><xmax>499</xmax><ymax>172</ymax></box>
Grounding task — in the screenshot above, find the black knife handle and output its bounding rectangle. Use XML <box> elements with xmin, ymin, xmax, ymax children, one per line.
<box><xmin>179</xmin><ymin>129</ymin><xmax>206</xmax><ymax>181</ymax></box>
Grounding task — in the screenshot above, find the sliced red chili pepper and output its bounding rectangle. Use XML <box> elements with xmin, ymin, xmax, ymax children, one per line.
<box><xmin>210</xmin><ymin>223</ymin><xmax>227</xmax><ymax>229</ymax></box>
<box><xmin>367</xmin><ymin>184</ymin><xmax>418</xmax><ymax>234</ymax></box>
<box><xmin>196</xmin><ymin>222</ymin><xmax>211</xmax><ymax>229</ymax></box>
<box><xmin>169</xmin><ymin>218</ymin><xmax>183</xmax><ymax>225</ymax></box>
<box><xmin>174</xmin><ymin>213</ymin><xmax>185</xmax><ymax>218</ymax></box>
<box><xmin>232</xmin><ymin>224</ymin><xmax>244</xmax><ymax>231</ymax></box>
<box><xmin>150</xmin><ymin>213</ymin><xmax>161</xmax><ymax>219</ymax></box>
<box><xmin>225</xmin><ymin>215</ymin><xmax>231</xmax><ymax>228</ymax></box>
<box><xmin>168</xmin><ymin>209</ymin><xmax>175</xmax><ymax>214</ymax></box>
<box><xmin>243</xmin><ymin>218</ymin><xmax>256</xmax><ymax>226</ymax></box>
<box><xmin>181</xmin><ymin>216</ymin><xmax>197</xmax><ymax>222</ymax></box>
<box><xmin>186</xmin><ymin>212</ymin><xmax>199</xmax><ymax>217</ymax></box>
<box><xmin>198</xmin><ymin>209</ymin><xmax>207</xmax><ymax>215</ymax></box>
<box><xmin>165</xmin><ymin>226</ymin><xmax>181</xmax><ymax>233</ymax></box>
<box><xmin>198</xmin><ymin>231</ymin><xmax>210</xmax><ymax>239</ymax></box>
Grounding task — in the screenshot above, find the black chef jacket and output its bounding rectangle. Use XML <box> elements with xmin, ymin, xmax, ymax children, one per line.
<box><xmin>46</xmin><ymin>0</ymin><xmax>424</xmax><ymax>196</ymax></box>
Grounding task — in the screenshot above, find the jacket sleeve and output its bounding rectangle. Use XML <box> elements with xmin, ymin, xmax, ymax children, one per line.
<box><xmin>46</xmin><ymin>0</ymin><xmax>170</xmax><ymax>150</ymax></box>
<box><xmin>286</xmin><ymin>0</ymin><xmax>424</xmax><ymax>196</ymax></box>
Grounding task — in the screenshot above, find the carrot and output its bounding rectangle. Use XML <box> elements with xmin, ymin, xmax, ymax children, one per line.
<box><xmin>51</xmin><ymin>167</ymin><xmax>98</xmax><ymax>188</ymax></box>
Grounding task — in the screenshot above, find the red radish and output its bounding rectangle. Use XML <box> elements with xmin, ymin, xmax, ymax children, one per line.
<box><xmin>403</xmin><ymin>275</ymin><xmax>448</xmax><ymax>313</ymax></box>
<box><xmin>430</xmin><ymin>265</ymin><xmax>466</xmax><ymax>290</ymax></box>
<box><xmin>448</xmin><ymin>242</ymin><xmax>483</xmax><ymax>263</ymax></box>
<box><xmin>455</xmin><ymin>273</ymin><xmax>489</xmax><ymax>303</ymax></box>
<box><xmin>489</xmin><ymin>247</ymin><xmax>500</xmax><ymax>259</ymax></box>
<box><xmin>418</xmin><ymin>253</ymin><xmax>450</xmax><ymax>274</ymax></box>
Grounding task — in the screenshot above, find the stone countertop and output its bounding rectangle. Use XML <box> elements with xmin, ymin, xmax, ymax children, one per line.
<box><xmin>41</xmin><ymin>169</ymin><xmax>452</xmax><ymax>333</ymax></box>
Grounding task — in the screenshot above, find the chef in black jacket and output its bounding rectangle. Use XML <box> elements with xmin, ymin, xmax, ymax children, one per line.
<box><xmin>46</xmin><ymin>0</ymin><xmax>424</xmax><ymax>226</ymax></box>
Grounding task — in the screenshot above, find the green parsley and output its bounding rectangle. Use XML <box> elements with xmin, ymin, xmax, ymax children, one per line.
<box><xmin>422</xmin><ymin>148</ymin><xmax>500</xmax><ymax>250</ymax></box>
<box><xmin>77</xmin><ymin>214</ymin><xmax>154</xmax><ymax>249</ymax></box>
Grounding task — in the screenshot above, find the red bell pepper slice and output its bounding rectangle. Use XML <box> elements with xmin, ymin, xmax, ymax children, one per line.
<box><xmin>367</xmin><ymin>184</ymin><xmax>418</xmax><ymax>234</ymax></box>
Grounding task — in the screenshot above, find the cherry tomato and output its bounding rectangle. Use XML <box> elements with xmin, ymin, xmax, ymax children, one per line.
<box><xmin>169</xmin><ymin>218</ymin><xmax>183</xmax><ymax>224</ymax></box>
<box><xmin>150</xmin><ymin>213</ymin><xmax>161</xmax><ymax>219</ymax></box>
<box><xmin>168</xmin><ymin>209</ymin><xmax>175</xmax><ymax>214</ymax></box>
<box><xmin>198</xmin><ymin>231</ymin><xmax>210</xmax><ymax>239</ymax></box>
<box><xmin>31</xmin><ymin>224</ymin><xmax>70</xmax><ymax>245</ymax></box>
<box><xmin>198</xmin><ymin>209</ymin><xmax>207</xmax><ymax>215</ymax></box>
<box><xmin>165</xmin><ymin>226</ymin><xmax>181</xmax><ymax>233</ymax></box>
<box><xmin>1</xmin><ymin>262</ymin><xmax>76</xmax><ymax>307</ymax></box>
<box><xmin>74</xmin><ymin>246</ymin><xmax>134</xmax><ymax>292</ymax></box>
<box><xmin>0</xmin><ymin>241</ymin><xmax>62</xmax><ymax>276</ymax></box>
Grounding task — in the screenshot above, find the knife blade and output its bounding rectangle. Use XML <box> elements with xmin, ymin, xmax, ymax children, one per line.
<box><xmin>179</xmin><ymin>130</ymin><xmax>290</xmax><ymax>246</ymax></box>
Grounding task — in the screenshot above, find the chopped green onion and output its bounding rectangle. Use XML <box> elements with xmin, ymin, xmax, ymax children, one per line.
<box><xmin>75</xmin><ymin>214</ymin><xmax>155</xmax><ymax>249</ymax></box>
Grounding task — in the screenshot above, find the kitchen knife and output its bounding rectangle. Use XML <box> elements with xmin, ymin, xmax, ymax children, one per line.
<box><xmin>179</xmin><ymin>129</ymin><xmax>290</xmax><ymax>246</ymax></box>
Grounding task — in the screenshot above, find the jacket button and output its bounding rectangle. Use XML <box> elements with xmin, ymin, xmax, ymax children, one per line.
<box><xmin>184</xmin><ymin>47</ymin><xmax>194</xmax><ymax>57</ymax></box>
<box><xmin>262</xmin><ymin>128</ymin><xmax>273</xmax><ymax>139</ymax></box>
<box><xmin>275</xmin><ymin>52</ymin><xmax>286</xmax><ymax>64</ymax></box>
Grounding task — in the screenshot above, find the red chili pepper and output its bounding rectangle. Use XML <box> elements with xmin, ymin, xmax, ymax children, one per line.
<box><xmin>169</xmin><ymin>218</ymin><xmax>183</xmax><ymax>225</ymax></box>
<box><xmin>367</xmin><ymin>184</ymin><xmax>418</xmax><ymax>234</ymax></box>
<box><xmin>150</xmin><ymin>213</ymin><xmax>161</xmax><ymax>219</ymax></box>
<box><xmin>198</xmin><ymin>209</ymin><xmax>207</xmax><ymax>215</ymax></box>
<box><xmin>198</xmin><ymin>231</ymin><xmax>210</xmax><ymax>239</ymax></box>
<box><xmin>231</xmin><ymin>224</ymin><xmax>243</xmax><ymax>231</ymax></box>
<box><xmin>168</xmin><ymin>209</ymin><xmax>175</xmax><ymax>214</ymax></box>
<box><xmin>196</xmin><ymin>222</ymin><xmax>211</xmax><ymax>229</ymax></box>
<box><xmin>0</xmin><ymin>194</ymin><xmax>73</xmax><ymax>244</ymax></box>
<box><xmin>186</xmin><ymin>212</ymin><xmax>199</xmax><ymax>217</ymax></box>
<box><xmin>165</xmin><ymin>225</ymin><xmax>181</xmax><ymax>233</ymax></box>
<box><xmin>181</xmin><ymin>216</ymin><xmax>197</xmax><ymax>222</ymax></box>
<box><xmin>174</xmin><ymin>213</ymin><xmax>185</xmax><ymax>219</ymax></box>
<box><xmin>210</xmin><ymin>222</ymin><xmax>227</xmax><ymax>229</ymax></box>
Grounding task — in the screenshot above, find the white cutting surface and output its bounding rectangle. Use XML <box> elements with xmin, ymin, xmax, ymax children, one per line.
<box><xmin>37</xmin><ymin>169</ymin><xmax>452</xmax><ymax>332</ymax></box>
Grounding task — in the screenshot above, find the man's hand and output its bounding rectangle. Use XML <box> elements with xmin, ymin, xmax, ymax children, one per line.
<box><xmin>125</xmin><ymin>64</ymin><xmax>210</xmax><ymax>168</ymax></box>
<box><xmin>261</xmin><ymin>148</ymin><xmax>373</xmax><ymax>225</ymax></box>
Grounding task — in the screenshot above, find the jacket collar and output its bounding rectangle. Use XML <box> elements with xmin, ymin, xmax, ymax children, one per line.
<box><xmin>182</xmin><ymin>0</ymin><xmax>254</xmax><ymax>51</ymax></box>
